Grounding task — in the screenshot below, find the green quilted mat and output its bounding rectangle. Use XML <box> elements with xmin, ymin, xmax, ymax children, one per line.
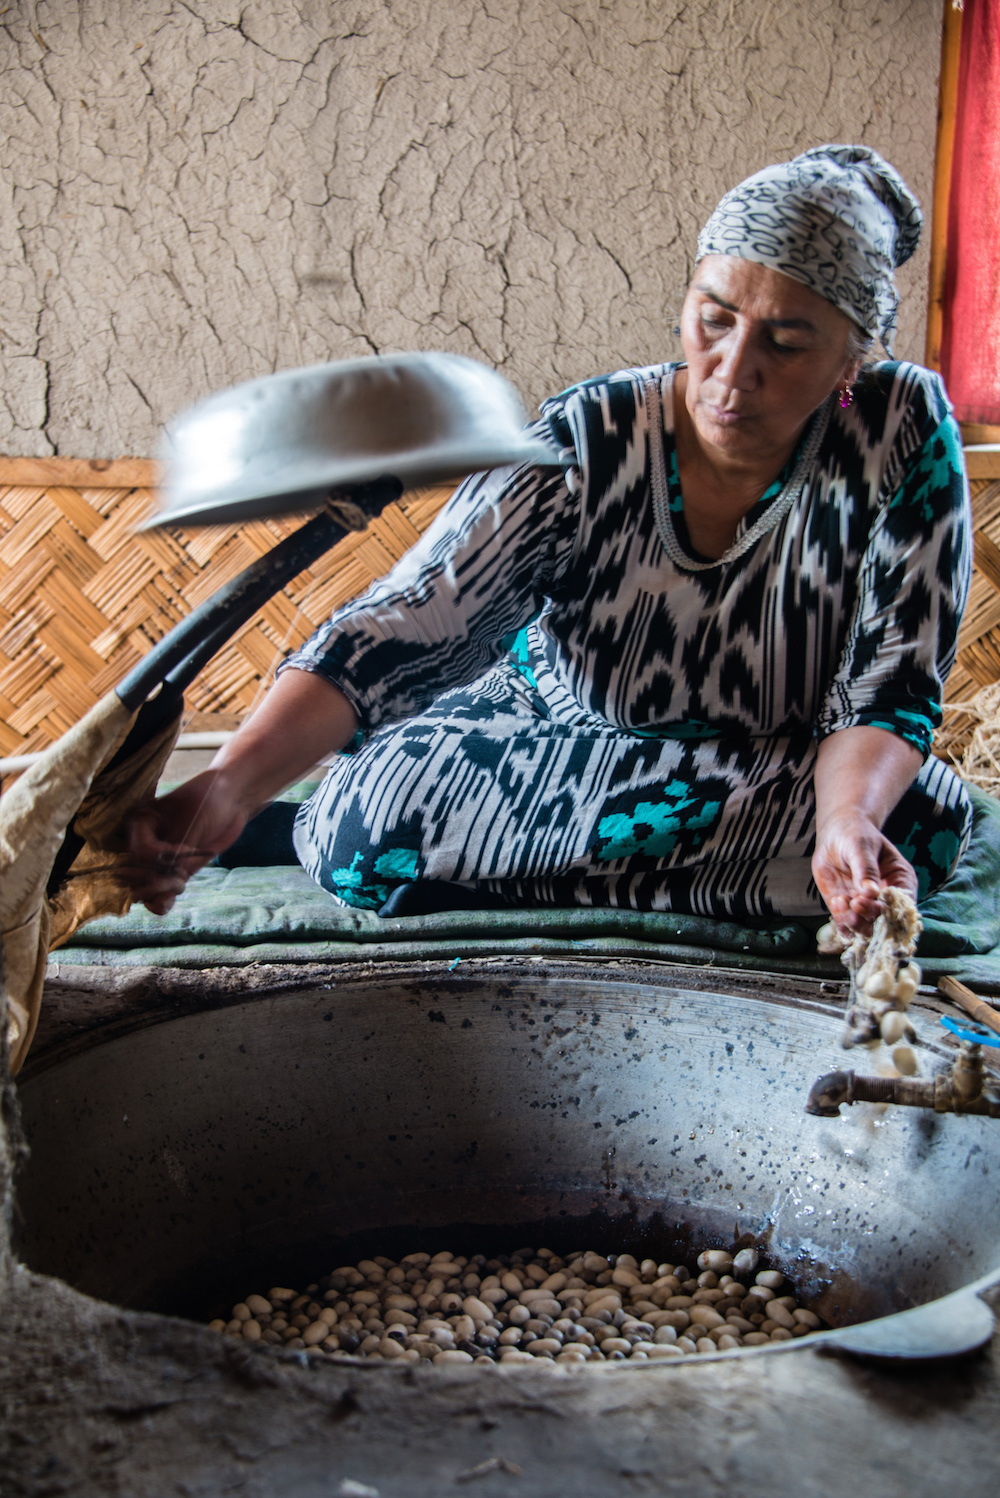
<box><xmin>53</xmin><ymin>787</ymin><xmax>1000</xmax><ymax>987</ymax></box>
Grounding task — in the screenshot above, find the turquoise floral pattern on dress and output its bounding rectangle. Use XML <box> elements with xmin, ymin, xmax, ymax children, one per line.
<box><xmin>374</xmin><ymin>847</ymin><xmax>421</xmax><ymax>880</ymax></box>
<box><xmin>504</xmin><ymin>625</ymin><xmax>540</xmax><ymax>690</ymax></box>
<box><xmin>323</xmin><ymin>850</ymin><xmax>389</xmax><ymax>909</ymax></box>
<box><xmin>889</xmin><ymin>420</ymin><xmax>965</xmax><ymax>526</ymax></box>
<box><xmin>594</xmin><ymin>780</ymin><xmax>724</xmax><ymax>861</ymax></box>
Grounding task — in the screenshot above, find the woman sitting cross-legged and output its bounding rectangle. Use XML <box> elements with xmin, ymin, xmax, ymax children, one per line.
<box><xmin>124</xmin><ymin>145</ymin><xmax>972</xmax><ymax>940</ymax></box>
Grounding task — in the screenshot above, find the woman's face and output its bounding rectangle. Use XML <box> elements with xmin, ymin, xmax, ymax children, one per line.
<box><xmin>679</xmin><ymin>255</ymin><xmax>862</xmax><ymax>463</ymax></box>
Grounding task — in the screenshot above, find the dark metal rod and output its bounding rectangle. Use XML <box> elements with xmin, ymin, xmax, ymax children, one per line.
<box><xmin>115</xmin><ymin>476</ymin><xmax>402</xmax><ymax>711</ymax></box>
<box><xmin>46</xmin><ymin>476</ymin><xmax>402</xmax><ymax>896</ymax></box>
<box><xmin>162</xmin><ymin>616</ymin><xmax>249</xmax><ymax>697</ymax></box>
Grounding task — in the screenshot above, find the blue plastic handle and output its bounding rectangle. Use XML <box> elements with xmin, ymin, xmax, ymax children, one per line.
<box><xmin>940</xmin><ymin>1014</ymin><xmax>1000</xmax><ymax>1048</ymax></box>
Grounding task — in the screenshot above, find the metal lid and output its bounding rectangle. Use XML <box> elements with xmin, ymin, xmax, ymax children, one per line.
<box><xmin>141</xmin><ymin>351</ymin><xmax>564</xmax><ymax>529</ymax></box>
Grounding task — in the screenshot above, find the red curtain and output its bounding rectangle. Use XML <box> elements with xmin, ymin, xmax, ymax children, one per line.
<box><xmin>940</xmin><ymin>0</ymin><xmax>1000</xmax><ymax>425</ymax></box>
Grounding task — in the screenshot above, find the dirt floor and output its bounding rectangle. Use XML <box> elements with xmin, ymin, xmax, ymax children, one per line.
<box><xmin>1</xmin><ymin>1264</ymin><xmax>999</xmax><ymax>1497</ymax></box>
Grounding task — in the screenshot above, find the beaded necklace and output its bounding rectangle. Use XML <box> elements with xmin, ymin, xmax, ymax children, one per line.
<box><xmin>643</xmin><ymin>370</ymin><xmax>832</xmax><ymax>572</ymax></box>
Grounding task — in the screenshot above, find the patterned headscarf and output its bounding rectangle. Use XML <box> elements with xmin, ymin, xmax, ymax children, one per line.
<box><xmin>696</xmin><ymin>145</ymin><xmax>922</xmax><ymax>351</ymax></box>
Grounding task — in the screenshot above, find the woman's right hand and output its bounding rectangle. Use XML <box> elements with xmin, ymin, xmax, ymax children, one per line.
<box><xmin>118</xmin><ymin>669</ymin><xmax>361</xmax><ymax>915</ymax></box>
<box><xmin>121</xmin><ymin>770</ymin><xmax>251</xmax><ymax>914</ymax></box>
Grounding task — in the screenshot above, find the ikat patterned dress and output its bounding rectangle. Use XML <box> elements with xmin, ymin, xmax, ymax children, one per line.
<box><xmin>285</xmin><ymin>361</ymin><xmax>972</xmax><ymax>919</ymax></box>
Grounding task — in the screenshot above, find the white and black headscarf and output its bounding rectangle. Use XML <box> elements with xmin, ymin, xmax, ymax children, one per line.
<box><xmin>696</xmin><ymin>145</ymin><xmax>922</xmax><ymax>352</ymax></box>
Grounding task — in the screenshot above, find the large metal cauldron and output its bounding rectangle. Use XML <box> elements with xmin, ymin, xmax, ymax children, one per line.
<box><xmin>13</xmin><ymin>960</ymin><xmax>1000</xmax><ymax>1359</ymax></box>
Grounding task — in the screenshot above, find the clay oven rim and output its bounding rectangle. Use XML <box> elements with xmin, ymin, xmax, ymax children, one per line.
<box><xmin>14</xmin><ymin>956</ymin><xmax>1000</xmax><ymax>1365</ymax></box>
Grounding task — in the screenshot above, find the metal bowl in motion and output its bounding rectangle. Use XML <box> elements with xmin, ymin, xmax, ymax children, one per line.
<box><xmin>143</xmin><ymin>352</ymin><xmax>564</xmax><ymax>529</ymax></box>
<box><xmin>13</xmin><ymin>961</ymin><xmax>1000</xmax><ymax>1362</ymax></box>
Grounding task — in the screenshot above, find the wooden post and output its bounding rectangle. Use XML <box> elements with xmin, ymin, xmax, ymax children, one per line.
<box><xmin>925</xmin><ymin>0</ymin><xmax>964</xmax><ymax>373</ymax></box>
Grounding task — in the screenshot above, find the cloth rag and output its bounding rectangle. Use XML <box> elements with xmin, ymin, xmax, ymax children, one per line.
<box><xmin>0</xmin><ymin>690</ymin><xmax>181</xmax><ymax>1072</ymax></box>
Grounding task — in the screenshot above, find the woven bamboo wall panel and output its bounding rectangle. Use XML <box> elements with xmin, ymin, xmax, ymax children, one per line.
<box><xmin>2</xmin><ymin>452</ymin><xmax>999</xmax><ymax>760</ymax></box>
<box><xmin>932</xmin><ymin>464</ymin><xmax>1000</xmax><ymax>765</ymax></box>
<box><xmin>946</xmin><ymin>476</ymin><xmax>1000</xmax><ymax>701</ymax></box>
<box><xmin>0</xmin><ymin>459</ymin><xmax>453</xmax><ymax>755</ymax></box>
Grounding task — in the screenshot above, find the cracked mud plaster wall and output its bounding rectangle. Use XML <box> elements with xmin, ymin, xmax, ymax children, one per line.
<box><xmin>0</xmin><ymin>0</ymin><xmax>942</xmax><ymax>457</ymax></box>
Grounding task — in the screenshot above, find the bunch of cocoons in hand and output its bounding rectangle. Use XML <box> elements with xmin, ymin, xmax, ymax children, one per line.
<box><xmin>208</xmin><ymin>1245</ymin><xmax>828</xmax><ymax>1365</ymax></box>
<box><xmin>818</xmin><ymin>887</ymin><xmax>923</xmax><ymax>1067</ymax></box>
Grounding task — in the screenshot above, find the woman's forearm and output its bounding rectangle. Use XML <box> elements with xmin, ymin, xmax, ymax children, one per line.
<box><xmin>814</xmin><ymin>725</ymin><xmax>922</xmax><ymax>836</ymax></box>
<box><xmin>209</xmin><ymin>668</ymin><xmax>360</xmax><ymax>815</ymax></box>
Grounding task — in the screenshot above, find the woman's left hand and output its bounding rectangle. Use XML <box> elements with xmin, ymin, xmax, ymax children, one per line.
<box><xmin>811</xmin><ymin>809</ymin><xmax>918</xmax><ymax>936</ymax></box>
<box><xmin>812</xmin><ymin>725</ymin><xmax>923</xmax><ymax>937</ymax></box>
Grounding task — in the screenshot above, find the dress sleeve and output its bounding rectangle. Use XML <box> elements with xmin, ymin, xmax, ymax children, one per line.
<box><xmin>279</xmin><ymin>437</ymin><xmax>578</xmax><ymax>730</ymax></box>
<box><xmin>816</xmin><ymin>408</ymin><xmax>971</xmax><ymax>758</ymax></box>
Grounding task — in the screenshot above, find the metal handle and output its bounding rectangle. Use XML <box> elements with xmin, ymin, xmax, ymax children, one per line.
<box><xmin>115</xmin><ymin>476</ymin><xmax>402</xmax><ymax>711</ymax></box>
<box><xmin>44</xmin><ymin>476</ymin><xmax>402</xmax><ymax>898</ymax></box>
<box><xmin>940</xmin><ymin>1013</ymin><xmax>1000</xmax><ymax>1048</ymax></box>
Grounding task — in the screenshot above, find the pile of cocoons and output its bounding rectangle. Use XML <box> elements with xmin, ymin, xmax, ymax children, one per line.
<box><xmin>817</xmin><ymin>886</ymin><xmax>923</xmax><ymax>1067</ymax></box>
<box><xmin>207</xmin><ymin>1244</ymin><xmax>829</xmax><ymax>1366</ymax></box>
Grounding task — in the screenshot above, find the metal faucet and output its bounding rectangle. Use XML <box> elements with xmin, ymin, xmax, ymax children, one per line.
<box><xmin>806</xmin><ymin>1039</ymin><xmax>1000</xmax><ymax>1119</ymax></box>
